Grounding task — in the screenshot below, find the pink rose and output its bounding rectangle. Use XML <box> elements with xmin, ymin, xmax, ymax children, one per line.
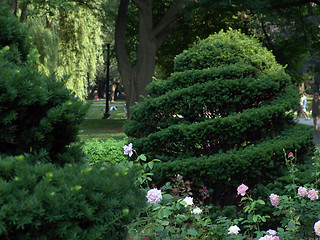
<box><xmin>270</xmin><ymin>193</ymin><xmax>280</xmax><ymax>207</ymax></box>
<box><xmin>237</xmin><ymin>183</ymin><xmax>249</xmax><ymax>196</ymax></box>
<box><xmin>123</xmin><ymin>143</ymin><xmax>133</xmax><ymax>157</ymax></box>
<box><xmin>259</xmin><ymin>235</ymin><xmax>279</xmax><ymax>240</ymax></box>
<box><xmin>298</xmin><ymin>186</ymin><xmax>308</xmax><ymax>197</ymax></box>
<box><xmin>146</xmin><ymin>188</ymin><xmax>162</xmax><ymax>204</ymax></box>
<box><xmin>266</xmin><ymin>229</ymin><xmax>277</xmax><ymax>235</ymax></box>
<box><xmin>259</xmin><ymin>235</ymin><xmax>274</xmax><ymax>240</ymax></box>
<box><xmin>288</xmin><ymin>152</ymin><xmax>293</xmax><ymax>158</ymax></box>
<box><xmin>308</xmin><ymin>189</ymin><xmax>319</xmax><ymax>201</ymax></box>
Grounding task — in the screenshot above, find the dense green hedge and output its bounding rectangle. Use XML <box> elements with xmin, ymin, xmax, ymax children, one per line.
<box><xmin>129</xmin><ymin>87</ymin><xmax>298</xmax><ymax>159</ymax></box>
<box><xmin>124</xmin><ymin>29</ymin><xmax>314</xmax><ymax>207</ymax></box>
<box><xmin>0</xmin><ymin>155</ymin><xmax>146</xmax><ymax>240</ymax></box>
<box><xmin>127</xmin><ymin>68</ymin><xmax>292</xmax><ymax>138</ymax></box>
<box><xmin>147</xmin><ymin>63</ymin><xmax>287</xmax><ymax>97</ymax></box>
<box><xmin>173</xmin><ymin>29</ymin><xmax>279</xmax><ymax>72</ymax></box>
<box><xmin>151</xmin><ymin>124</ymin><xmax>314</xmax><ymax>205</ymax></box>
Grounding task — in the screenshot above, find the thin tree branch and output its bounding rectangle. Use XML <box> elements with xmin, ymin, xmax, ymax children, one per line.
<box><xmin>152</xmin><ymin>0</ymin><xmax>188</xmax><ymax>47</ymax></box>
<box><xmin>260</xmin><ymin>21</ymin><xmax>276</xmax><ymax>53</ymax></box>
<box><xmin>271</xmin><ymin>0</ymin><xmax>320</xmax><ymax>10</ymax></box>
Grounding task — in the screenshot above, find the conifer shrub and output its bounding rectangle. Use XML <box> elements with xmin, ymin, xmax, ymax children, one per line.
<box><xmin>0</xmin><ymin>47</ymin><xmax>88</xmax><ymax>162</ymax></box>
<box><xmin>0</xmin><ymin>154</ymin><xmax>146</xmax><ymax>240</ymax></box>
<box><xmin>0</xmin><ymin>5</ymin><xmax>33</xmax><ymax>64</ymax></box>
<box><xmin>124</xmin><ymin>29</ymin><xmax>314</xmax><ymax>205</ymax></box>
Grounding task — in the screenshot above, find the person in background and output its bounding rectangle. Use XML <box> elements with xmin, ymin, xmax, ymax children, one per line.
<box><xmin>301</xmin><ymin>92</ymin><xmax>310</xmax><ymax>120</ymax></box>
<box><xmin>295</xmin><ymin>92</ymin><xmax>310</xmax><ymax>120</ymax></box>
<box><xmin>124</xmin><ymin>101</ymin><xmax>129</xmax><ymax>119</ymax></box>
<box><xmin>311</xmin><ymin>92</ymin><xmax>320</xmax><ymax>130</ymax></box>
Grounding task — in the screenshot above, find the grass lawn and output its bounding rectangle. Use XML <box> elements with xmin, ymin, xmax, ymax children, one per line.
<box><xmin>78</xmin><ymin>101</ymin><xmax>127</xmax><ymax>141</ymax></box>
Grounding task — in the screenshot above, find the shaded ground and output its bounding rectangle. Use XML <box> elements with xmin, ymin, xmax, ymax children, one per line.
<box><xmin>296</xmin><ymin>117</ymin><xmax>320</xmax><ymax>148</ymax></box>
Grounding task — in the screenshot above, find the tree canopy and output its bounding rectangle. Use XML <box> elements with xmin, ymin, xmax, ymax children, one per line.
<box><xmin>2</xmin><ymin>0</ymin><xmax>105</xmax><ymax>99</ymax></box>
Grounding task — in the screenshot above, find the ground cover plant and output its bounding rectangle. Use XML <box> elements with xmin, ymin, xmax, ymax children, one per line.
<box><xmin>124</xmin><ymin>29</ymin><xmax>315</xmax><ymax>205</ymax></box>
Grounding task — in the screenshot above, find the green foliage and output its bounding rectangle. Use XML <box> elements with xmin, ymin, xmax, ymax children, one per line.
<box><xmin>0</xmin><ymin>5</ymin><xmax>33</xmax><ymax>64</ymax></box>
<box><xmin>151</xmin><ymin>124</ymin><xmax>313</xmax><ymax>206</ymax></box>
<box><xmin>27</xmin><ymin>17</ymin><xmax>60</xmax><ymax>75</ymax></box>
<box><xmin>173</xmin><ymin>29</ymin><xmax>279</xmax><ymax>72</ymax></box>
<box><xmin>0</xmin><ymin>154</ymin><xmax>146</xmax><ymax>240</ymax></box>
<box><xmin>129</xmin><ymin>186</ymin><xmax>216</xmax><ymax>239</ymax></box>
<box><xmin>81</xmin><ymin>138</ymin><xmax>127</xmax><ymax>166</ymax></box>
<box><xmin>124</xmin><ymin>29</ymin><xmax>315</xmax><ymax>206</ymax></box>
<box><xmin>26</xmin><ymin>2</ymin><xmax>104</xmax><ymax>99</ymax></box>
<box><xmin>128</xmin><ymin>87</ymin><xmax>298</xmax><ymax>159</ymax></box>
<box><xmin>0</xmin><ymin>46</ymin><xmax>89</xmax><ymax>162</ymax></box>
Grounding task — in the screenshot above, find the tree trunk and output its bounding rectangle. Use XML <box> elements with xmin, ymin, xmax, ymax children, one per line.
<box><xmin>115</xmin><ymin>0</ymin><xmax>187</xmax><ymax>117</ymax></box>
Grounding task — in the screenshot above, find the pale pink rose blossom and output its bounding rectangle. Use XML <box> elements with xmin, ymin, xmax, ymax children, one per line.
<box><xmin>269</xmin><ymin>193</ymin><xmax>280</xmax><ymax>207</ymax></box>
<box><xmin>123</xmin><ymin>143</ymin><xmax>133</xmax><ymax>157</ymax></box>
<box><xmin>273</xmin><ymin>237</ymin><xmax>279</xmax><ymax>240</ymax></box>
<box><xmin>146</xmin><ymin>188</ymin><xmax>162</xmax><ymax>204</ymax></box>
<box><xmin>308</xmin><ymin>189</ymin><xmax>319</xmax><ymax>201</ymax></box>
<box><xmin>288</xmin><ymin>152</ymin><xmax>293</xmax><ymax>158</ymax></box>
<box><xmin>266</xmin><ymin>229</ymin><xmax>277</xmax><ymax>235</ymax></box>
<box><xmin>259</xmin><ymin>235</ymin><xmax>274</xmax><ymax>240</ymax></box>
<box><xmin>314</xmin><ymin>220</ymin><xmax>320</xmax><ymax>236</ymax></box>
<box><xmin>237</xmin><ymin>183</ymin><xmax>249</xmax><ymax>196</ymax></box>
<box><xmin>298</xmin><ymin>186</ymin><xmax>308</xmax><ymax>197</ymax></box>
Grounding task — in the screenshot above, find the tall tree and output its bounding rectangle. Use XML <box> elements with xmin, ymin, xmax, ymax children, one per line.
<box><xmin>115</xmin><ymin>0</ymin><xmax>193</xmax><ymax>114</ymax></box>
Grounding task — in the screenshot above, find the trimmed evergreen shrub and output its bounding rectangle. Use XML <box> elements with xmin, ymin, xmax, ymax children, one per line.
<box><xmin>0</xmin><ymin>5</ymin><xmax>33</xmax><ymax>64</ymax></box>
<box><xmin>0</xmin><ymin>47</ymin><xmax>88</xmax><ymax>162</ymax></box>
<box><xmin>0</xmin><ymin>154</ymin><xmax>146</xmax><ymax>240</ymax></box>
<box><xmin>124</xmin><ymin>29</ymin><xmax>314</xmax><ymax>205</ymax></box>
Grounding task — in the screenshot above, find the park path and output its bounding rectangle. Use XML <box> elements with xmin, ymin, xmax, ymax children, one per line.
<box><xmin>295</xmin><ymin>117</ymin><xmax>320</xmax><ymax>148</ymax></box>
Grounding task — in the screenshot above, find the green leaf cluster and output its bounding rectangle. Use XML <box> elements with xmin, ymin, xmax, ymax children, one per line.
<box><xmin>0</xmin><ymin>154</ymin><xmax>146</xmax><ymax>240</ymax></box>
<box><xmin>0</xmin><ymin>5</ymin><xmax>33</xmax><ymax>64</ymax></box>
<box><xmin>26</xmin><ymin>2</ymin><xmax>104</xmax><ymax>99</ymax></box>
<box><xmin>80</xmin><ymin>138</ymin><xmax>127</xmax><ymax>166</ymax></box>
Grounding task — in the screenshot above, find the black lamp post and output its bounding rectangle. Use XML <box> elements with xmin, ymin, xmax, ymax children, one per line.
<box><xmin>103</xmin><ymin>40</ymin><xmax>111</xmax><ymax>119</ymax></box>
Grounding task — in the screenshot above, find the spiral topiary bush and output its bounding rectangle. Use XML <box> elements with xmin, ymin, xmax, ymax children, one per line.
<box><xmin>124</xmin><ymin>29</ymin><xmax>314</xmax><ymax>205</ymax></box>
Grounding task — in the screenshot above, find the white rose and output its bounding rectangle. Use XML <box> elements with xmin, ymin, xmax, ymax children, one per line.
<box><xmin>191</xmin><ymin>206</ymin><xmax>202</xmax><ymax>214</ymax></box>
<box><xmin>314</xmin><ymin>220</ymin><xmax>320</xmax><ymax>236</ymax></box>
<box><xmin>228</xmin><ymin>225</ymin><xmax>240</xmax><ymax>235</ymax></box>
<box><xmin>182</xmin><ymin>196</ymin><xmax>193</xmax><ymax>206</ymax></box>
